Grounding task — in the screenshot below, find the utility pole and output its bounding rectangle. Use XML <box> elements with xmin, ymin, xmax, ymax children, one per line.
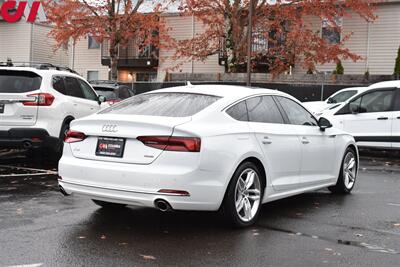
<box><xmin>246</xmin><ymin>0</ymin><xmax>254</xmax><ymax>87</ymax></box>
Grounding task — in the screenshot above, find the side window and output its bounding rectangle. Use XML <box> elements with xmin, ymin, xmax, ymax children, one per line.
<box><xmin>246</xmin><ymin>96</ymin><xmax>284</xmax><ymax>124</ymax></box>
<box><xmin>359</xmin><ymin>90</ymin><xmax>394</xmax><ymax>113</ymax></box>
<box><xmin>64</xmin><ymin>77</ymin><xmax>84</xmax><ymax>98</ymax></box>
<box><xmin>395</xmin><ymin>90</ymin><xmax>400</xmax><ymax>111</ymax></box>
<box><xmin>276</xmin><ymin>96</ymin><xmax>318</xmax><ymax>126</ymax></box>
<box><xmin>52</xmin><ymin>76</ymin><xmax>66</xmax><ymax>95</ymax></box>
<box><xmin>226</xmin><ymin>101</ymin><xmax>248</xmax><ymax>121</ymax></box>
<box><xmin>77</xmin><ymin>79</ymin><xmax>98</xmax><ymax>101</ymax></box>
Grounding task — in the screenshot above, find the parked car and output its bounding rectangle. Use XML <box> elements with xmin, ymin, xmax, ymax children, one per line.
<box><xmin>0</xmin><ymin>63</ymin><xmax>106</xmax><ymax>155</ymax></box>
<box><xmin>320</xmin><ymin>80</ymin><xmax>400</xmax><ymax>149</ymax></box>
<box><xmin>58</xmin><ymin>84</ymin><xmax>358</xmax><ymax>227</ymax></box>
<box><xmin>89</xmin><ymin>80</ymin><xmax>135</xmax><ymax>105</ymax></box>
<box><xmin>303</xmin><ymin>87</ymin><xmax>366</xmax><ymax>117</ymax></box>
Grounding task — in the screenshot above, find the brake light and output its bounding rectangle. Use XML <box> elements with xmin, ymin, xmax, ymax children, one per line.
<box><xmin>107</xmin><ymin>100</ymin><xmax>120</xmax><ymax>105</ymax></box>
<box><xmin>23</xmin><ymin>93</ymin><xmax>55</xmax><ymax>106</ymax></box>
<box><xmin>64</xmin><ymin>130</ymin><xmax>86</xmax><ymax>143</ymax></box>
<box><xmin>137</xmin><ymin>136</ymin><xmax>201</xmax><ymax>152</ymax></box>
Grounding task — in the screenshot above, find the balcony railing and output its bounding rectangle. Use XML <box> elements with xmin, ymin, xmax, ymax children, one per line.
<box><xmin>101</xmin><ymin>39</ymin><xmax>159</xmax><ymax>68</ymax></box>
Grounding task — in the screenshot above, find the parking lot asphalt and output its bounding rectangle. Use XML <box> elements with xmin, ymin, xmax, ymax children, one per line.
<box><xmin>0</xmin><ymin>149</ymin><xmax>399</xmax><ymax>267</ymax></box>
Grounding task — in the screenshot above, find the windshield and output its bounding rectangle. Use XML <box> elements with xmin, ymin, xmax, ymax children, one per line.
<box><xmin>100</xmin><ymin>92</ymin><xmax>221</xmax><ymax>117</ymax></box>
<box><xmin>327</xmin><ymin>90</ymin><xmax>357</xmax><ymax>103</ymax></box>
<box><xmin>0</xmin><ymin>70</ymin><xmax>42</xmax><ymax>93</ymax></box>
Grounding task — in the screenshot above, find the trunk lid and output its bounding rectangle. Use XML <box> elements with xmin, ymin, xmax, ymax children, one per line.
<box><xmin>0</xmin><ymin>70</ymin><xmax>42</xmax><ymax>126</ymax></box>
<box><xmin>69</xmin><ymin>114</ymin><xmax>192</xmax><ymax>164</ymax></box>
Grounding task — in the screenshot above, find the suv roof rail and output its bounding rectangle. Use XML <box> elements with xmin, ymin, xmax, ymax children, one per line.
<box><xmin>0</xmin><ymin>61</ymin><xmax>79</xmax><ymax>74</ymax></box>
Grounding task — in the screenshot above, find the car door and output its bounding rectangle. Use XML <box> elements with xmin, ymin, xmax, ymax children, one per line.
<box><xmin>340</xmin><ymin>89</ymin><xmax>395</xmax><ymax>148</ymax></box>
<box><xmin>244</xmin><ymin>95</ymin><xmax>303</xmax><ymax>191</ymax></box>
<box><xmin>391</xmin><ymin>88</ymin><xmax>400</xmax><ymax>149</ymax></box>
<box><xmin>64</xmin><ymin>76</ymin><xmax>100</xmax><ymax>118</ymax></box>
<box><xmin>275</xmin><ymin>96</ymin><xmax>336</xmax><ymax>186</ymax></box>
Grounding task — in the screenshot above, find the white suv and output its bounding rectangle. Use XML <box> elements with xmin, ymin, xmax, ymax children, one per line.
<box><xmin>0</xmin><ymin>64</ymin><xmax>106</xmax><ymax>155</ymax></box>
<box><xmin>320</xmin><ymin>80</ymin><xmax>400</xmax><ymax>149</ymax></box>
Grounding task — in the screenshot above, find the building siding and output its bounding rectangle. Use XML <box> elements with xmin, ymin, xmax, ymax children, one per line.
<box><xmin>158</xmin><ymin>15</ymin><xmax>225</xmax><ymax>79</ymax></box>
<box><xmin>71</xmin><ymin>36</ymin><xmax>109</xmax><ymax>80</ymax></box>
<box><xmin>0</xmin><ymin>21</ymin><xmax>31</xmax><ymax>62</ymax></box>
<box><xmin>31</xmin><ymin>23</ymin><xmax>69</xmax><ymax>66</ymax></box>
<box><xmin>298</xmin><ymin>3</ymin><xmax>400</xmax><ymax>75</ymax></box>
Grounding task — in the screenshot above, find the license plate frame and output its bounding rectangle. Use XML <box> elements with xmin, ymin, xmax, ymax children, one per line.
<box><xmin>95</xmin><ymin>137</ymin><xmax>126</xmax><ymax>158</ymax></box>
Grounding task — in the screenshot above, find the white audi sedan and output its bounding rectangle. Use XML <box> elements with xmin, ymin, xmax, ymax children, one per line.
<box><xmin>58</xmin><ymin>85</ymin><xmax>358</xmax><ymax>227</ymax></box>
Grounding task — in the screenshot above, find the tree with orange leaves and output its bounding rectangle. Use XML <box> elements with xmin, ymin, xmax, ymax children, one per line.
<box><xmin>173</xmin><ymin>0</ymin><xmax>376</xmax><ymax>74</ymax></box>
<box><xmin>43</xmin><ymin>0</ymin><xmax>170</xmax><ymax>80</ymax></box>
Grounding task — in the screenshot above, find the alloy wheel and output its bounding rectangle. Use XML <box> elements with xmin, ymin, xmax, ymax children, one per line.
<box><xmin>234</xmin><ymin>168</ymin><xmax>261</xmax><ymax>222</ymax></box>
<box><xmin>343</xmin><ymin>151</ymin><xmax>356</xmax><ymax>189</ymax></box>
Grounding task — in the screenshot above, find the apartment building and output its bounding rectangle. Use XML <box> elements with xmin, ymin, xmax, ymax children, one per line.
<box><xmin>71</xmin><ymin>1</ymin><xmax>400</xmax><ymax>81</ymax></box>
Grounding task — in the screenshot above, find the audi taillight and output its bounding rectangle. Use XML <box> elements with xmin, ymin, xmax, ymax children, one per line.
<box><xmin>64</xmin><ymin>130</ymin><xmax>86</xmax><ymax>143</ymax></box>
<box><xmin>137</xmin><ymin>136</ymin><xmax>201</xmax><ymax>152</ymax></box>
<box><xmin>23</xmin><ymin>93</ymin><xmax>55</xmax><ymax>106</ymax></box>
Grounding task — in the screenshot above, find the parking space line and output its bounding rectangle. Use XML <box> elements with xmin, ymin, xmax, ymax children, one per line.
<box><xmin>0</xmin><ymin>172</ymin><xmax>56</xmax><ymax>178</ymax></box>
<box><xmin>6</xmin><ymin>263</ymin><xmax>43</xmax><ymax>267</ymax></box>
<box><xmin>0</xmin><ymin>164</ymin><xmax>57</xmax><ymax>175</ymax></box>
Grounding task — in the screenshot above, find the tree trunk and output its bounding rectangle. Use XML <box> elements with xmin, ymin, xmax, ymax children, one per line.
<box><xmin>109</xmin><ymin>42</ymin><xmax>118</xmax><ymax>81</ymax></box>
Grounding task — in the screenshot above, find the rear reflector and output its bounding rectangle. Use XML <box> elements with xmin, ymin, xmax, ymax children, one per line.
<box><xmin>23</xmin><ymin>93</ymin><xmax>55</xmax><ymax>106</ymax></box>
<box><xmin>137</xmin><ymin>136</ymin><xmax>201</xmax><ymax>152</ymax></box>
<box><xmin>64</xmin><ymin>130</ymin><xmax>86</xmax><ymax>143</ymax></box>
<box><xmin>158</xmin><ymin>189</ymin><xmax>190</xmax><ymax>196</ymax></box>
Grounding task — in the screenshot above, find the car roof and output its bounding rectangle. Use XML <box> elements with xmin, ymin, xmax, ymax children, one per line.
<box><xmin>337</xmin><ymin>87</ymin><xmax>366</xmax><ymax>92</ymax></box>
<box><xmin>149</xmin><ymin>84</ymin><xmax>290</xmax><ymax>99</ymax></box>
<box><xmin>368</xmin><ymin>80</ymin><xmax>400</xmax><ymax>89</ymax></box>
<box><xmin>0</xmin><ymin>66</ymin><xmax>83</xmax><ymax>79</ymax></box>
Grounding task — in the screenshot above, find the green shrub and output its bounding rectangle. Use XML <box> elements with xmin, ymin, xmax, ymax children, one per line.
<box><xmin>394</xmin><ymin>46</ymin><xmax>400</xmax><ymax>78</ymax></box>
<box><xmin>335</xmin><ymin>60</ymin><xmax>344</xmax><ymax>75</ymax></box>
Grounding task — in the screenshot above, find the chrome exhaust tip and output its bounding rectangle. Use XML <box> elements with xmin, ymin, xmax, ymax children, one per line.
<box><xmin>154</xmin><ymin>199</ymin><xmax>172</xmax><ymax>212</ymax></box>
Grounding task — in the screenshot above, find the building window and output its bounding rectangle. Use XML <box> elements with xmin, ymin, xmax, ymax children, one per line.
<box><xmin>87</xmin><ymin>71</ymin><xmax>99</xmax><ymax>81</ymax></box>
<box><xmin>88</xmin><ymin>36</ymin><xmax>100</xmax><ymax>49</ymax></box>
<box><xmin>322</xmin><ymin>17</ymin><xmax>342</xmax><ymax>44</ymax></box>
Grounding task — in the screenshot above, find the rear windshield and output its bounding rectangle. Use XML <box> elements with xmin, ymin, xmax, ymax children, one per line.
<box><xmin>100</xmin><ymin>92</ymin><xmax>221</xmax><ymax>117</ymax></box>
<box><xmin>0</xmin><ymin>70</ymin><xmax>42</xmax><ymax>93</ymax></box>
<box><xmin>94</xmin><ymin>87</ymin><xmax>118</xmax><ymax>100</ymax></box>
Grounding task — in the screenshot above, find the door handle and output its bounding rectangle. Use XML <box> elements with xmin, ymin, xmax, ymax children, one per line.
<box><xmin>377</xmin><ymin>117</ymin><xmax>388</xmax><ymax>120</ymax></box>
<box><xmin>301</xmin><ymin>137</ymin><xmax>310</xmax><ymax>144</ymax></box>
<box><xmin>397</xmin><ymin>117</ymin><xmax>400</xmax><ymax>119</ymax></box>
<box><xmin>262</xmin><ymin>136</ymin><xmax>272</xmax><ymax>145</ymax></box>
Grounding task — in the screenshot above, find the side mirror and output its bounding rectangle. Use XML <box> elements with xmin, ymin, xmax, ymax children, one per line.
<box><xmin>318</xmin><ymin>117</ymin><xmax>332</xmax><ymax>131</ymax></box>
<box><xmin>326</xmin><ymin>97</ymin><xmax>334</xmax><ymax>104</ymax></box>
<box><xmin>98</xmin><ymin>95</ymin><xmax>106</xmax><ymax>104</ymax></box>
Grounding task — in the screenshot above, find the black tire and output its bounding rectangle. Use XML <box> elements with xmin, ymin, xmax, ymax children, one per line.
<box><xmin>221</xmin><ymin>161</ymin><xmax>264</xmax><ymax>228</ymax></box>
<box><xmin>92</xmin><ymin>199</ymin><xmax>127</xmax><ymax>209</ymax></box>
<box><xmin>328</xmin><ymin>147</ymin><xmax>357</xmax><ymax>194</ymax></box>
<box><xmin>52</xmin><ymin>121</ymin><xmax>71</xmax><ymax>158</ymax></box>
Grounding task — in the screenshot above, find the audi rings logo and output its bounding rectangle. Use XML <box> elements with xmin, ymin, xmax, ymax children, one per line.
<box><xmin>102</xmin><ymin>124</ymin><xmax>118</xmax><ymax>132</ymax></box>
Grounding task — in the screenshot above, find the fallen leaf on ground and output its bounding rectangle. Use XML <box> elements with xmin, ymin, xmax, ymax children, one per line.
<box><xmin>140</xmin><ymin>254</ymin><xmax>156</xmax><ymax>260</ymax></box>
